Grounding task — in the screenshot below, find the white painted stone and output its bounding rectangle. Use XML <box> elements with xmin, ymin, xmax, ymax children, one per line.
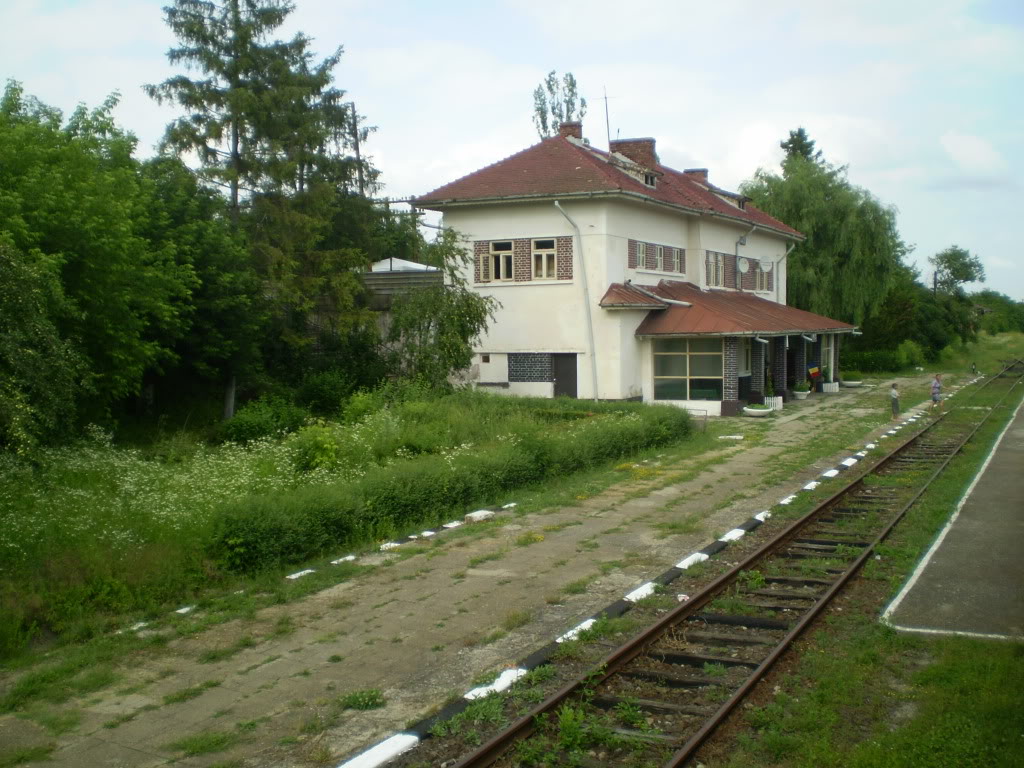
<box><xmin>880</xmin><ymin>435</ymin><xmax>890</xmax><ymax>439</ymax></box>
<box><xmin>754</xmin><ymin>511</ymin><xmax>772</xmax><ymax>522</ymax></box>
<box><xmin>331</xmin><ymin>555</ymin><xmax>357</xmax><ymax>565</ymax></box>
<box><xmin>407</xmin><ymin>534</ymin><xmax>419</xmax><ymax>540</ymax></box>
<box><xmin>337</xmin><ymin>733</ymin><xmax>420</xmax><ymax>768</ymax></box>
<box><xmin>465</xmin><ymin>510</ymin><xmax>495</xmax><ymax>523</ymax></box>
<box><xmin>676</xmin><ymin>593</ymin><xmax>690</xmax><ymax>602</ymax></box>
<box><xmin>420</xmin><ymin>531</ymin><xmax>436</xmax><ymax>537</ymax></box>
<box><xmin>718</xmin><ymin>434</ymin><xmax>744</xmax><ymax>440</ymax></box>
<box><xmin>502</xmin><ymin>502</ymin><xmax>518</xmax><ymax>509</ymax></box>
<box><xmin>442</xmin><ymin>521</ymin><xmax>463</xmax><ymax>529</ymax></box>
<box><xmin>822</xmin><ymin>469</ymin><xmax>840</xmax><ymax>478</ymax></box>
<box><xmin>841</xmin><ymin>458</ymin><xmax>858</xmax><ymax>467</ymax></box>
<box><xmin>380</xmin><ymin>542</ymin><xmax>400</xmax><ymax>551</ymax></box>
<box><xmin>676</xmin><ymin>552</ymin><xmax>709</xmax><ymax>569</ymax></box>
<box><xmin>779</xmin><ymin>495</ymin><xmax>797</xmax><ymax>505</ymax></box>
<box><xmin>286</xmin><ymin>569</ymin><xmax>315</xmax><ymax>580</ymax></box>
<box><xmin>464</xmin><ymin>668</ymin><xmax>528</xmax><ymax>700</ymax></box>
<box><xmin>803</xmin><ymin>481</ymin><xmax>820</xmax><ymax>491</ymax></box>
<box><xmin>175</xmin><ymin>605</ymin><xmax>195</xmax><ymax>615</ymax></box>
<box><xmin>865</xmin><ymin>443</ymin><xmax>877</xmax><ymax>449</ymax></box>
<box><xmin>624</xmin><ymin>582</ymin><xmax>656</xmax><ymax>602</ymax></box>
<box><xmin>719</xmin><ymin>528</ymin><xmax>746</xmax><ymax>542</ymax></box>
<box><xmin>556</xmin><ymin>619</ymin><xmax>596</xmax><ymax>643</ymax></box>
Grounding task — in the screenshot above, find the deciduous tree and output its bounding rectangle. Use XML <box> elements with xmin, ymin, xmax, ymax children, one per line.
<box><xmin>532</xmin><ymin>70</ymin><xmax>587</xmax><ymax>139</ymax></box>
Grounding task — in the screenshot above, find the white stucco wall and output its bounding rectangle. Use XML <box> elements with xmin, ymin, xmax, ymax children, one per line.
<box><xmin>439</xmin><ymin>196</ymin><xmax>794</xmax><ymax>406</ymax></box>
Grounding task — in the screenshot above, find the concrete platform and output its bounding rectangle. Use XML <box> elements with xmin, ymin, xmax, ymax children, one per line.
<box><xmin>882</xmin><ymin>398</ymin><xmax>1024</xmax><ymax>640</ymax></box>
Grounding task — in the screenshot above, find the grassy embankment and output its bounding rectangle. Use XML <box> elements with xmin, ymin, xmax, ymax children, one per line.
<box><xmin>0</xmin><ymin>391</ymin><xmax>692</xmax><ymax>657</ymax></box>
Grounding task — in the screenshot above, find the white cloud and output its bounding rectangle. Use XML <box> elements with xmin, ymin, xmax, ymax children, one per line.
<box><xmin>939</xmin><ymin>131</ymin><xmax>1005</xmax><ymax>174</ymax></box>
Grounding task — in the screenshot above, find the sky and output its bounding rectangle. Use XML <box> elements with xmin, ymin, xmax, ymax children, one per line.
<box><xmin>3</xmin><ymin>0</ymin><xmax>1022</xmax><ymax>298</ymax></box>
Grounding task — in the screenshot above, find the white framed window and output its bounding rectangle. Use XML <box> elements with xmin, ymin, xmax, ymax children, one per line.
<box><xmin>636</xmin><ymin>241</ymin><xmax>647</xmax><ymax>267</ymax></box>
<box><xmin>707</xmin><ymin>252</ymin><xmax>724</xmax><ymax>287</ymax></box>
<box><xmin>755</xmin><ymin>263</ymin><xmax>770</xmax><ymax>291</ymax></box>
<box><xmin>821</xmin><ymin>334</ymin><xmax>834</xmax><ymax>380</ymax></box>
<box><xmin>655</xmin><ymin>245</ymin><xmax>665</xmax><ymax>271</ymax></box>
<box><xmin>653</xmin><ymin>338</ymin><xmax>724</xmax><ymax>401</ymax></box>
<box><xmin>531</xmin><ymin>238</ymin><xmax>556</xmax><ymax>279</ymax></box>
<box><xmin>672</xmin><ymin>248</ymin><xmax>683</xmax><ymax>273</ymax></box>
<box><xmin>643</xmin><ymin>172</ymin><xmax>657</xmax><ymax>187</ymax></box>
<box><xmin>488</xmin><ymin>241</ymin><xmax>513</xmax><ymax>281</ymax></box>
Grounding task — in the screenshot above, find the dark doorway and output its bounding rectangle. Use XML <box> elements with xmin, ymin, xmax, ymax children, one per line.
<box><xmin>785</xmin><ymin>343</ymin><xmax>797</xmax><ymax>389</ymax></box>
<box><xmin>552</xmin><ymin>354</ymin><xmax>578</xmax><ymax>398</ymax></box>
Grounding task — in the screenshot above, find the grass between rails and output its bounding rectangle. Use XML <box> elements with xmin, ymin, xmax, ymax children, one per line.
<box><xmin>707</xmin><ymin>375</ymin><xmax>1024</xmax><ymax>767</ymax></box>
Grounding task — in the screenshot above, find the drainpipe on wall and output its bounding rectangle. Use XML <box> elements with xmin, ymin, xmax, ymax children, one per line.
<box><xmin>774</xmin><ymin>242</ymin><xmax>797</xmax><ymax>304</ymax></box>
<box><xmin>735</xmin><ymin>225</ymin><xmax>756</xmax><ymax>290</ymax></box>
<box><xmin>554</xmin><ymin>201</ymin><xmax>599</xmax><ymax>402</ymax></box>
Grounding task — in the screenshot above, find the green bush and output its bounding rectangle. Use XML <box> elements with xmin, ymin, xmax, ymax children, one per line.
<box><xmin>220</xmin><ymin>397</ymin><xmax>309</xmax><ymax>443</ymax></box>
<box><xmin>897</xmin><ymin>339</ymin><xmax>926</xmax><ymax>367</ymax></box>
<box><xmin>297</xmin><ymin>370</ymin><xmax>355</xmax><ymax>416</ymax></box>
<box><xmin>208</xmin><ymin>405</ymin><xmax>691</xmax><ymax>573</ymax></box>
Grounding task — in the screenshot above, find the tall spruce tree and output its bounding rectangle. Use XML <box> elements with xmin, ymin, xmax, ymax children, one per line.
<box><xmin>145</xmin><ymin>0</ymin><xmax>351</xmax><ymax>216</ymax></box>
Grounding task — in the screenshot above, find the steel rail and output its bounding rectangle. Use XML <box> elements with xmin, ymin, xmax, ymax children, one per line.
<box><xmin>665</xmin><ymin>364</ymin><xmax>1023</xmax><ymax>766</ymax></box>
<box><xmin>449</xmin><ymin>364</ymin><xmax>1023</xmax><ymax>768</ymax></box>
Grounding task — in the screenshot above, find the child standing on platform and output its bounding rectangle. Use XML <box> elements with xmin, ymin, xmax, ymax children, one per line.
<box><xmin>890</xmin><ymin>383</ymin><xmax>900</xmax><ymax>420</ymax></box>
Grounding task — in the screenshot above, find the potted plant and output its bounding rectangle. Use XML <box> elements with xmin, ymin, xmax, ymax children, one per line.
<box><xmin>821</xmin><ymin>366</ymin><xmax>840</xmax><ymax>393</ymax></box>
<box><xmin>743</xmin><ymin>403</ymin><xmax>772</xmax><ymax>417</ymax></box>
<box><xmin>793</xmin><ymin>380</ymin><xmax>811</xmax><ymax>400</ymax></box>
<box><xmin>840</xmin><ymin>370</ymin><xmax>864</xmax><ymax>387</ymax></box>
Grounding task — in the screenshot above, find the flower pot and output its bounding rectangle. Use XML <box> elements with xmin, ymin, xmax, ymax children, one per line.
<box><xmin>841</xmin><ymin>380</ymin><xmax>863</xmax><ymax>388</ymax></box>
<box><xmin>792</xmin><ymin>390</ymin><xmax>809</xmax><ymax>400</ymax></box>
<box><xmin>822</xmin><ymin>382</ymin><xmax>840</xmax><ymax>394</ymax></box>
<box><xmin>743</xmin><ymin>406</ymin><xmax>772</xmax><ymax>417</ymax></box>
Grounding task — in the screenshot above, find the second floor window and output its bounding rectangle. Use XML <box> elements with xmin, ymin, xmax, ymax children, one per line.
<box><xmin>755</xmin><ymin>264</ymin><xmax>770</xmax><ymax>291</ymax></box>
<box><xmin>655</xmin><ymin>245</ymin><xmax>665</xmax><ymax>270</ymax></box>
<box><xmin>672</xmin><ymin>248</ymin><xmax>682</xmax><ymax>273</ymax></box>
<box><xmin>490</xmin><ymin>241</ymin><xmax>513</xmax><ymax>281</ymax></box>
<box><xmin>532</xmin><ymin>239</ymin><xmax>556</xmax><ymax>279</ymax></box>
<box><xmin>707</xmin><ymin>252</ymin><xmax>724</xmax><ymax>287</ymax></box>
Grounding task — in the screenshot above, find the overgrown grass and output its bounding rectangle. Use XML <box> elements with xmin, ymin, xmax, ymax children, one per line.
<box><xmin>0</xmin><ymin>389</ymin><xmax>692</xmax><ymax>655</ymax></box>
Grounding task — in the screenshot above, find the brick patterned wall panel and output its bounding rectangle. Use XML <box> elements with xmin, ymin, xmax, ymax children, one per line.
<box><xmin>771</xmin><ymin>337</ymin><xmax>787</xmax><ymax>397</ymax></box>
<box><xmin>751</xmin><ymin>340</ymin><xmax>765</xmax><ymax>395</ymax></box>
<box><xmin>834</xmin><ymin>334</ymin><xmax>841</xmax><ymax>378</ymax></box>
<box><xmin>794</xmin><ymin>337</ymin><xmax>808</xmax><ymax>384</ymax></box>
<box><xmin>513</xmin><ymin>238</ymin><xmax>531</xmax><ymax>282</ymax></box>
<box><xmin>628</xmin><ymin>239</ymin><xmax>637</xmax><ymax>269</ymax></box>
<box><xmin>724</xmin><ymin>337</ymin><xmax>739</xmax><ymax>400</ymax></box>
<box><xmin>724</xmin><ymin>253</ymin><xmax>737</xmax><ymax>289</ymax></box>
<box><xmin>508</xmin><ymin>353</ymin><xmax>553</xmax><ymax>382</ymax></box>
<box><xmin>474</xmin><ymin>241</ymin><xmax>488</xmax><ymax>283</ymax></box>
<box><xmin>557</xmin><ymin>236</ymin><xmax>573</xmax><ymax>280</ymax></box>
<box><xmin>741</xmin><ymin>261</ymin><xmax>756</xmax><ymax>290</ymax></box>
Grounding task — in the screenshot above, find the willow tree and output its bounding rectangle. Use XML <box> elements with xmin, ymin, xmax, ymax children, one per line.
<box><xmin>741</xmin><ymin>135</ymin><xmax>907</xmax><ymax>326</ymax></box>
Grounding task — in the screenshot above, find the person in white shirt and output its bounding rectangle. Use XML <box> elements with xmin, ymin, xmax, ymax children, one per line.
<box><xmin>889</xmin><ymin>383</ymin><xmax>900</xmax><ymax>421</ymax></box>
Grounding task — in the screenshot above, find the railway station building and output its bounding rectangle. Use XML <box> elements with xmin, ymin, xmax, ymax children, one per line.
<box><xmin>414</xmin><ymin>122</ymin><xmax>854</xmax><ymax>416</ymax></box>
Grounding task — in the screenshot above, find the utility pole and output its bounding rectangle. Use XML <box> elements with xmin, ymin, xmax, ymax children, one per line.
<box><xmin>603</xmin><ymin>86</ymin><xmax>612</xmax><ymax>151</ymax></box>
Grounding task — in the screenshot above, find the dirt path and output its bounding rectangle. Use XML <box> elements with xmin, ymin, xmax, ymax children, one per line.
<box><xmin>1</xmin><ymin>377</ymin><xmax>939</xmax><ymax>768</ymax></box>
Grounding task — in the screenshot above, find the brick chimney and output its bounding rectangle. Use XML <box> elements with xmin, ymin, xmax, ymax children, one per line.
<box><xmin>683</xmin><ymin>168</ymin><xmax>708</xmax><ymax>184</ymax></box>
<box><xmin>559</xmin><ymin>121</ymin><xmax>583</xmax><ymax>140</ymax></box>
<box><xmin>609</xmin><ymin>138</ymin><xmax>658</xmax><ymax>169</ymax></box>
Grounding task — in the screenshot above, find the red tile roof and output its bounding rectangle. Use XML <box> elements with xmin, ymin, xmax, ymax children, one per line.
<box><xmin>619</xmin><ymin>280</ymin><xmax>854</xmax><ymax>336</ymax></box>
<box><xmin>414</xmin><ymin>136</ymin><xmax>802</xmax><ymax>239</ymax></box>
<box><xmin>599</xmin><ymin>283</ymin><xmax>667</xmax><ymax>309</ymax></box>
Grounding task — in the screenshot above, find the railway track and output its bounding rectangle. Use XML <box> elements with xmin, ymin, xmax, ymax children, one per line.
<box><xmin>431</xmin><ymin>364</ymin><xmax>1024</xmax><ymax>768</ymax></box>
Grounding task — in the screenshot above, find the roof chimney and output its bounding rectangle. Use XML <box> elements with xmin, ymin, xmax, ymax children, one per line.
<box><xmin>609</xmin><ymin>137</ymin><xmax>658</xmax><ymax>169</ymax></box>
<box><xmin>683</xmin><ymin>168</ymin><xmax>708</xmax><ymax>184</ymax></box>
<box><xmin>559</xmin><ymin>121</ymin><xmax>583</xmax><ymax>140</ymax></box>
